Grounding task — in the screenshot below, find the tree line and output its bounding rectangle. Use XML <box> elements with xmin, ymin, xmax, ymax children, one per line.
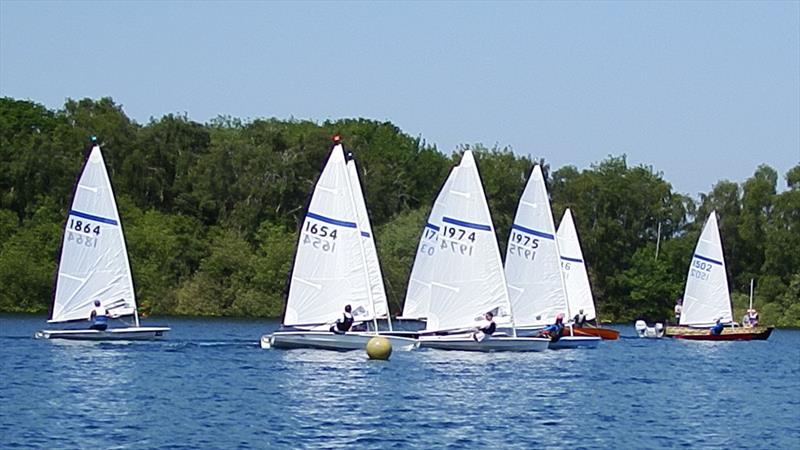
<box><xmin>1</xmin><ymin>97</ymin><xmax>798</xmax><ymax>325</ymax></box>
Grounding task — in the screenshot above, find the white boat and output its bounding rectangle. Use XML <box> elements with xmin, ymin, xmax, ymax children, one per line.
<box><xmin>399</xmin><ymin>166</ymin><xmax>459</xmax><ymax>322</ymax></box>
<box><xmin>503</xmin><ymin>165</ymin><xmax>600</xmax><ymax>349</ymax></box>
<box><xmin>36</xmin><ymin>140</ymin><xmax>169</xmax><ymax>340</ymax></box>
<box><xmin>417</xmin><ymin>151</ymin><xmax>549</xmax><ymax>352</ymax></box>
<box><xmin>635</xmin><ymin>320</ymin><xmax>665</xmax><ymax>338</ymax></box>
<box><xmin>262</xmin><ymin>139</ymin><xmax>417</xmax><ymax>351</ymax></box>
<box><xmin>262</xmin><ymin>331</ymin><xmax>417</xmax><ymax>351</ymax></box>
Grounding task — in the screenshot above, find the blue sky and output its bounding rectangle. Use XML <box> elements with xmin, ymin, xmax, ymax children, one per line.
<box><xmin>1</xmin><ymin>1</ymin><xmax>798</xmax><ymax>197</ymax></box>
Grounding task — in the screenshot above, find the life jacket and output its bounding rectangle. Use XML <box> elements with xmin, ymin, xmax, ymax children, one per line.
<box><xmin>92</xmin><ymin>306</ymin><xmax>108</xmax><ymax>323</ymax></box>
<box><xmin>336</xmin><ymin>312</ymin><xmax>354</xmax><ymax>332</ymax></box>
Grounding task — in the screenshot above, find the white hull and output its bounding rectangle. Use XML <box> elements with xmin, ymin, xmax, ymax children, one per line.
<box><xmin>548</xmin><ymin>336</ymin><xmax>601</xmax><ymax>349</ymax></box>
<box><xmin>419</xmin><ymin>334</ymin><xmax>550</xmax><ymax>352</ymax></box>
<box><xmin>262</xmin><ymin>331</ymin><xmax>419</xmax><ymax>351</ymax></box>
<box><xmin>35</xmin><ymin>327</ymin><xmax>170</xmax><ymax>341</ymax></box>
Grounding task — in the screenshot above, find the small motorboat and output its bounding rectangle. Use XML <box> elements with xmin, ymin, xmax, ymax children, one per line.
<box><xmin>635</xmin><ymin>320</ymin><xmax>665</xmax><ymax>338</ymax></box>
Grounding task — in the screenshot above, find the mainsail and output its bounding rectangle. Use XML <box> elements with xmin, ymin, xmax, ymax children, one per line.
<box><xmin>425</xmin><ymin>151</ymin><xmax>511</xmax><ymax>332</ymax></box>
<box><xmin>401</xmin><ymin>166</ymin><xmax>459</xmax><ymax>320</ymax></box>
<box><xmin>680</xmin><ymin>211</ymin><xmax>733</xmax><ymax>326</ymax></box>
<box><xmin>51</xmin><ymin>145</ymin><xmax>136</xmax><ymax>323</ymax></box>
<box><xmin>504</xmin><ymin>165</ymin><xmax>569</xmax><ymax>327</ymax></box>
<box><xmin>556</xmin><ymin>208</ymin><xmax>597</xmax><ymax>321</ymax></box>
<box><xmin>283</xmin><ymin>144</ymin><xmax>375</xmax><ymax>326</ymax></box>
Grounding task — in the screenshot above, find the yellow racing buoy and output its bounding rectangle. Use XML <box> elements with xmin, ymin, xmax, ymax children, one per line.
<box><xmin>366</xmin><ymin>336</ymin><xmax>392</xmax><ymax>360</ymax></box>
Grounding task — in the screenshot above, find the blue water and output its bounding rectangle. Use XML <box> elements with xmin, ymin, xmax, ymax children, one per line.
<box><xmin>1</xmin><ymin>315</ymin><xmax>798</xmax><ymax>449</ymax></box>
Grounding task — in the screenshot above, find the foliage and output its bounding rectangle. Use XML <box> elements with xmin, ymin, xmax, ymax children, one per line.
<box><xmin>0</xmin><ymin>97</ymin><xmax>797</xmax><ymax>326</ymax></box>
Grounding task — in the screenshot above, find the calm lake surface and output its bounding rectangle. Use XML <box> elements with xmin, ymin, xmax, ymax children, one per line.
<box><xmin>1</xmin><ymin>314</ymin><xmax>798</xmax><ymax>449</ymax></box>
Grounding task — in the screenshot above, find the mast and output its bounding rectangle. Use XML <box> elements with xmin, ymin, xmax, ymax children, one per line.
<box><xmin>339</xmin><ymin>137</ymin><xmax>380</xmax><ymax>333</ymax></box>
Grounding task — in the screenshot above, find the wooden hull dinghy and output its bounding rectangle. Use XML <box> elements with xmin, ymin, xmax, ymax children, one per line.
<box><xmin>666</xmin><ymin>326</ymin><xmax>773</xmax><ymax>341</ymax></box>
<box><xmin>570</xmin><ymin>326</ymin><xmax>620</xmax><ymax>340</ymax></box>
<box><xmin>670</xmin><ymin>211</ymin><xmax>771</xmax><ymax>342</ymax></box>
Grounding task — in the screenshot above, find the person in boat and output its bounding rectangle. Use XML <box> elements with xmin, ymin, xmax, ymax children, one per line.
<box><xmin>89</xmin><ymin>300</ymin><xmax>109</xmax><ymax>331</ymax></box>
<box><xmin>710</xmin><ymin>317</ymin><xmax>724</xmax><ymax>336</ymax></box>
<box><xmin>573</xmin><ymin>309</ymin><xmax>588</xmax><ymax>327</ymax></box>
<box><xmin>472</xmin><ymin>312</ymin><xmax>497</xmax><ymax>342</ymax></box>
<box><xmin>330</xmin><ymin>304</ymin><xmax>354</xmax><ymax>334</ymax></box>
<box><xmin>539</xmin><ymin>313</ymin><xmax>565</xmax><ymax>340</ymax></box>
<box><xmin>747</xmin><ymin>309</ymin><xmax>759</xmax><ymax>327</ymax></box>
<box><xmin>674</xmin><ymin>298</ymin><xmax>683</xmax><ymax>324</ymax></box>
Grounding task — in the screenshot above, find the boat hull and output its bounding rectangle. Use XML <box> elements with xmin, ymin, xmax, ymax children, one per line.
<box><xmin>571</xmin><ymin>326</ymin><xmax>620</xmax><ymax>340</ymax></box>
<box><xmin>418</xmin><ymin>334</ymin><xmax>550</xmax><ymax>352</ymax></box>
<box><xmin>262</xmin><ymin>331</ymin><xmax>419</xmax><ymax>351</ymax></box>
<box><xmin>35</xmin><ymin>327</ymin><xmax>170</xmax><ymax>341</ymax></box>
<box><xmin>547</xmin><ymin>335</ymin><xmax>601</xmax><ymax>349</ymax></box>
<box><xmin>666</xmin><ymin>326</ymin><xmax>773</xmax><ymax>341</ymax></box>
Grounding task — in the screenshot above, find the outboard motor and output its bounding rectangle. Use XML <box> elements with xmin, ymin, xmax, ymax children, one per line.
<box><xmin>635</xmin><ymin>320</ymin><xmax>647</xmax><ymax>337</ymax></box>
<box><xmin>654</xmin><ymin>322</ymin><xmax>665</xmax><ymax>338</ymax></box>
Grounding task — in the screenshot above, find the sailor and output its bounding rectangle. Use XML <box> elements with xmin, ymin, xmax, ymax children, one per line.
<box><xmin>710</xmin><ymin>317</ymin><xmax>724</xmax><ymax>336</ymax></box>
<box><xmin>539</xmin><ymin>313</ymin><xmax>565</xmax><ymax>340</ymax></box>
<box><xmin>674</xmin><ymin>298</ymin><xmax>683</xmax><ymax>324</ymax></box>
<box><xmin>573</xmin><ymin>309</ymin><xmax>587</xmax><ymax>327</ymax></box>
<box><xmin>747</xmin><ymin>309</ymin><xmax>759</xmax><ymax>327</ymax></box>
<box><xmin>330</xmin><ymin>304</ymin><xmax>354</xmax><ymax>334</ymax></box>
<box><xmin>473</xmin><ymin>312</ymin><xmax>497</xmax><ymax>342</ymax></box>
<box><xmin>89</xmin><ymin>300</ymin><xmax>109</xmax><ymax>331</ymax></box>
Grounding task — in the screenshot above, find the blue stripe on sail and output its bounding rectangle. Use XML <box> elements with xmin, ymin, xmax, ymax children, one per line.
<box><xmin>561</xmin><ymin>256</ymin><xmax>583</xmax><ymax>263</ymax></box>
<box><xmin>361</xmin><ymin>232</ymin><xmax>371</xmax><ymax>237</ymax></box>
<box><xmin>511</xmin><ymin>224</ymin><xmax>555</xmax><ymax>240</ymax></box>
<box><xmin>694</xmin><ymin>253</ymin><xmax>723</xmax><ymax>266</ymax></box>
<box><xmin>442</xmin><ymin>217</ymin><xmax>492</xmax><ymax>231</ymax></box>
<box><xmin>306</xmin><ymin>212</ymin><xmax>357</xmax><ymax>228</ymax></box>
<box><xmin>425</xmin><ymin>223</ymin><xmax>440</xmax><ymax>232</ymax></box>
<box><xmin>69</xmin><ymin>210</ymin><xmax>118</xmax><ymax>225</ymax></box>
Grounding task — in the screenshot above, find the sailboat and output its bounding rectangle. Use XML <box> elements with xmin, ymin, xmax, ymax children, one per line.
<box><xmin>556</xmin><ymin>208</ymin><xmax>619</xmax><ymax>340</ymax></box>
<box><xmin>417</xmin><ymin>151</ymin><xmax>549</xmax><ymax>352</ymax></box>
<box><xmin>504</xmin><ymin>165</ymin><xmax>600</xmax><ymax>349</ymax></box>
<box><xmin>666</xmin><ymin>211</ymin><xmax>773</xmax><ymax>340</ymax></box>
<box><xmin>35</xmin><ymin>139</ymin><xmax>170</xmax><ymax>340</ymax></box>
<box><xmin>397</xmin><ymin>166</ymin><xmax>460</xmax><ymax>322</ymax></box>
<box><xmin>261</xmin><ymin>138</ymin><xmax>417</xmax><ymax>351</ymax></box>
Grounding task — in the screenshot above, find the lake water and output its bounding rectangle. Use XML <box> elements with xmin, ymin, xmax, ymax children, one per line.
<box><xmin>1</xmin><ymin>314</ymin><xmax>798</xmax><ymax>449</ymax></box>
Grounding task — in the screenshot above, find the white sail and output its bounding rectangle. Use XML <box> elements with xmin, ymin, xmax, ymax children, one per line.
<box><xmin>284</xmin><ymin>144</ymin><xmax>374</xmax><ymax>326</ymax></box>
<box><xmin>346</xmin><ymin>158</ymin><xmax>388</xmax><ymax>318</ymax></box>
<box><xmin>51</xmin><ymin>145</ymin><xmax>136</xmax><ymax>323</ymax></box>
<box><xmin>680</xmin><ymin>211</ymin><xmax>733</xmax><ymax>326</ymax></box>
<box><xmin>426</xmin><ymin>151</ymin><xmax>510</xmax><ymax>332</ymax></box>
<box><xmin>401</xmin><ymin>166</ymin><xmax>459</xmax><ymax>320</ymax></box>
<box><xmin>504</xmin><ymin>164</ymin><xmax>569</xmax><ymax>328</ymax></box>
<box><xmin>556</xmin><ymin>208</ymin><xmax>597</xmax><ymax>321</ymax></box>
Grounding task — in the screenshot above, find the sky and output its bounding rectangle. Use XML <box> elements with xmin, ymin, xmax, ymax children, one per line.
<box><xmin>1</xmin><ymin>1</ymin><xmax>798</xmax><ymax>197</ymax></box>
